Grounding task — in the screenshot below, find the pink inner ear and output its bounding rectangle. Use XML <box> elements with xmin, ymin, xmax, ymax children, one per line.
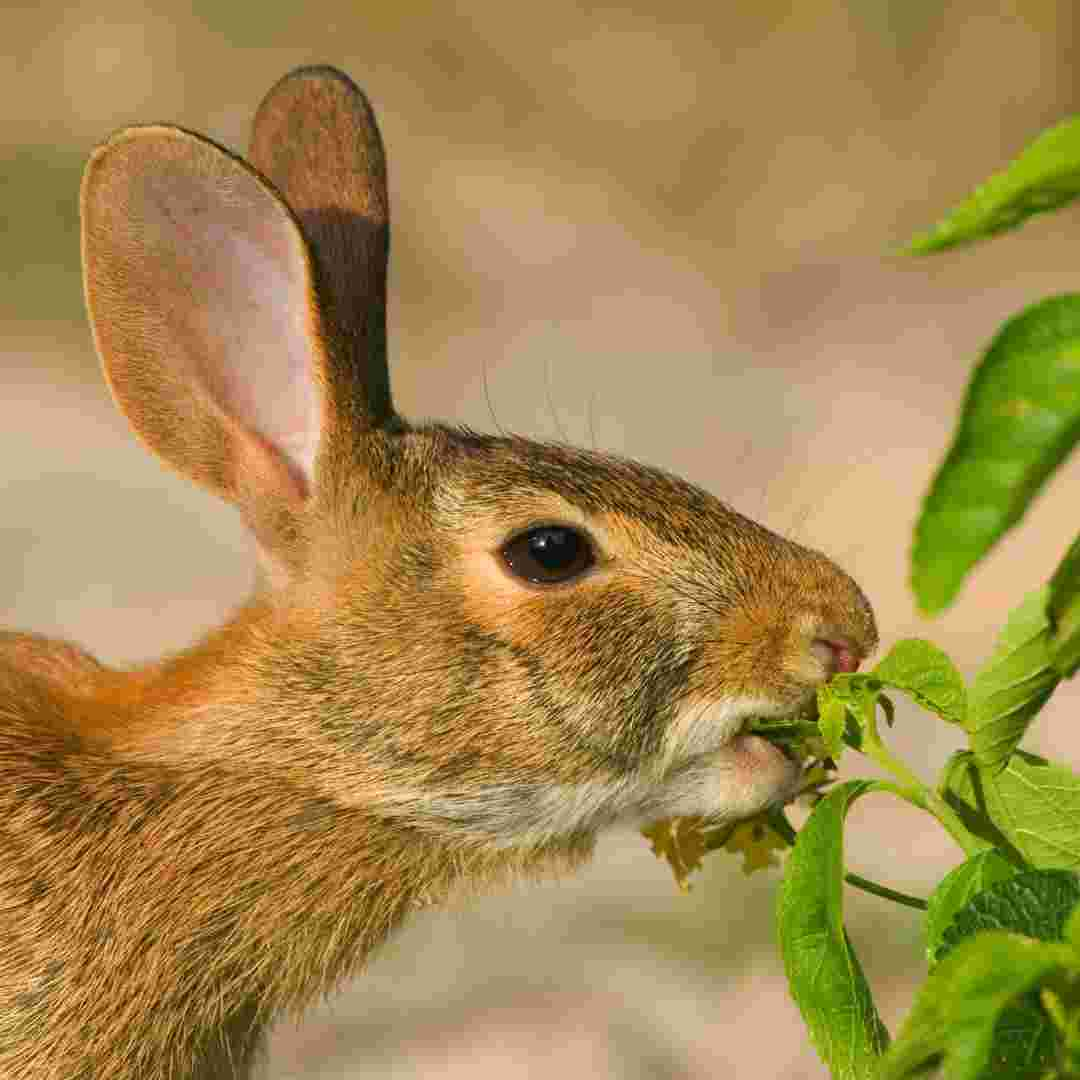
<box><xmin>115</xmin><ymin>151</ymin><xmax>326</xmax><ymax>498</ymax></box>
<box><xmin>186</xmin><ymin>213</ymin><xmax>322</xmax><ymax>490</ymax></box>
<box><xmin>84</xmin><ymin>128</ymin><xmax>329</xmax><ymax>513</ymax></box>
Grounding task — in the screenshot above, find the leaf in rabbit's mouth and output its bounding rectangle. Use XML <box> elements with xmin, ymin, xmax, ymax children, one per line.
<box><xmin>745</xmin><ymin>699</ymin><xmax>828</xmax><ymax>763</ymax></box>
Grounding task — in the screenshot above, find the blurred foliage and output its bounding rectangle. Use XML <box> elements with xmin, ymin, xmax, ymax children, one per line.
<box><xmin>0</xmin><ymin>150</ymin><xmax>84</xmax><ymax>325</ymax></box>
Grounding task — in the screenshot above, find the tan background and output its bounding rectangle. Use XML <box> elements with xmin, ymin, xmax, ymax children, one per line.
<box><xmin>4</xmin><ymin>3</ymin><xmax>1080</xmax><ymax>1076</ymax></box>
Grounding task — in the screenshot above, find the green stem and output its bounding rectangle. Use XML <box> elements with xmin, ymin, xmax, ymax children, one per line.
<box><xmin>925</xmin><ymin>790</ymin><xmax>984</xmax><ymax>856</ymax></box>
<box><xmin>859</xmin><ymin>717</ymin><xmax>983</xmax><ymax>858</ymax></box>
<box><xmin>843</xmin><ymin>871</ymin><xmax>928</xmax><ymax>910</ymax></box>
<box><xmin>768</xmin><ymin>808</ymin><xmax>928</xmax><ymax>910</ymax></box>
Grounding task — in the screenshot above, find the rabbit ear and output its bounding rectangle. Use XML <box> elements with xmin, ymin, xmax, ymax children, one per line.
<box><xmin>81</xmin><ymin>125</ymin><xmax>326</xmax><ymax>551</ymax></box>
<box><xmin>248</xmin><ymin>65</ymin><xmax>393</xmax><ymax>432</ymax></box>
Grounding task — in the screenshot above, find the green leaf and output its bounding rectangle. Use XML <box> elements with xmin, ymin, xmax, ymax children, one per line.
<box><xmin>872</xmin><ymin>639</ymin><xmax>968</xmax><ymax>726</ymax></box>
<box><xmin>819</xmin><ymin>696</ymin><xmax>848</xmax><ymax>760</ymax></box>
<box><xmin>1065</xmin><ymin>896</ymin><xmax>1080</xmax><ymax>950</ymax></box>
<box><xmin>967</xmin><ymin>588</ymin><xmax>1061</xmax><ymax>772</ymax></box>
<box><xmin>938</xmin><ymin>869</ymin><xmax>1080</xmax><ymax>958</ymax></box>
<box><xmin>1048</xmin><ymin>533</ymin><xmax>1080</xmax><ymax>677</ymax></box>
<box><xmin>981</xmin><ymin>997</ymin><xmax>1058</xmax><ymax>1079</ymax></box>
<box><xmin>925</xmin><ymin>851</ymin><xmax>1019</xmax><ymax>965</ymax></box>
<box><xmin>922</xmin><ymin>871</ymin><xmax>1080</xmax><ymax>1078</ymax></box>
<box><xmin>906</xmin><ymin>114</ymin><xmax>1080</xmax><ymax>254</ymax></box>
<box><xmin>876</xmin><ymin>933</ymin><xmax>1077</xmax><ymax>1080</ymax></box>
<box><xmin>777</xmin><ymin>781</ymin><xmax>890</xmax><ymax>1078</ymax></box>
<box><xmin>818</xmin><ymin>676</ymin><xmax>885</xmax><ymax>755</ymax></box>
<box><xmin>910</xmin><ymin>295</ymin><xmax>1080</xmax><ymax>614</ymax></box>
<box><xmin>942</xmin><ymin>751</ymin><xmax>1080</xmax><ymax>870</ymax></box>
<box><xmin>878</xmin><ymin>694</ymin><xmax>895</xmax><ymax>729</ymax></box>
<box><xmin>938</xmin><ymin>752</ymin><xmax>1012</xmax><ymax>857</ymax></box>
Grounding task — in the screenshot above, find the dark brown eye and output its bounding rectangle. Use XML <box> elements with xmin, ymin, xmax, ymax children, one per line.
<box><xmin>501</xmin><ymin>525</ymin><xmax>594</xmax><ymax>585</ymax></box>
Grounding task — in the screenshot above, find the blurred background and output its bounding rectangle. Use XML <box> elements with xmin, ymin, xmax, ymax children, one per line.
<box><xmin>3</xmin><ymin>2</ymin><xmax>1080</xmax><ymax>1076</ymax></box>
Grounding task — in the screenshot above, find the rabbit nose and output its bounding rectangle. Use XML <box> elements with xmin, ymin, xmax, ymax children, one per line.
<box><xmin>811</xmin><ymin>637</ymin><xmax>861</xmax><ymax>675</ymax></box>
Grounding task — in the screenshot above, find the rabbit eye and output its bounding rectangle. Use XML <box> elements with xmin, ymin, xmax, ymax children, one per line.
<box><xmin>501</xmin><ymin>526</ymin><xmax>594</xmax><ymax>585</ymax></box>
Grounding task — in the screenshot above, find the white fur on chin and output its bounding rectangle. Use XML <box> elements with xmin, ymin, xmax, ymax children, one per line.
<box><xmin>366</xmin><ymin>695</ymin><xmax>804</xmax><ymax>847</ymax></box>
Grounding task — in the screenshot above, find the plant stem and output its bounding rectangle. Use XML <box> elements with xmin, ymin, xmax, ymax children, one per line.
<box><xmin>843</xmin><ymin>871</ymin><xmax>928</xmax><ymax>910</ymax></box>
<box><xmin>859</xmin><ymin>714</ymin><xmax>983</xmax><ymax>858</ymax></box>
<box><xmin>768</xmin><ymin>809</ymin><xmax>928</xmax><ymax>909</ymax></box>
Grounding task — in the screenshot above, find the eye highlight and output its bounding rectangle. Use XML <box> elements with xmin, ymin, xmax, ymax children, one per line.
<box><xmin>501</xmin><ymin>525</ymin><xmax>595</xmax><ymax>585</ymax></box>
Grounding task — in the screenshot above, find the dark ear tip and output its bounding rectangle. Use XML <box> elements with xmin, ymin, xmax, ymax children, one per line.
<box><xmin>271</xmin><ymin>64</ymin><xmax>363</xmax><ymax>88</ymax></box>
<box><xmin>255</xmin><ymin>64</ymin><xmax>376</xmax><ymax>119</ymax></box>
<box><xmin>251</xmin><ymin>65</ymin><xmax>385</xmax><ymax>189</ymax></box>
<box><xmin>249</xmin><ymin>63</ymin><xmax>387</xmax><ymax>226</ymax></box>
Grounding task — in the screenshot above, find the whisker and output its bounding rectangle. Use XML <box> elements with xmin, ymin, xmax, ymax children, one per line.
<box><xmin>774</xmin><ymin>448</ymin><xmax>877</xmax><ymax>544</ymax></box>
<box><xmin>544</xmin><ymin>351</ymin><xmax>569</xmax><ymax>443</ymax></box>
<box><xmin>481</xmin><ymin>352</ymin><xmax>508</xmax><ymax>437</ymax></box>
<box><xmin>725</xmin><ymin>432</ymin><xmax>769</xmax><ymax>519</ymax></box>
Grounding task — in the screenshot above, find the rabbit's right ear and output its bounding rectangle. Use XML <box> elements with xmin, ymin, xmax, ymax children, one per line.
<box><xmin>248</xmin><ymin>67</ymin><xmax>393</xmax><ymax>435</ymax></box>
<box><xmin>81</xmin><ymin>126</ymin><xmax>341</xmax><ymax>554</ymax></box>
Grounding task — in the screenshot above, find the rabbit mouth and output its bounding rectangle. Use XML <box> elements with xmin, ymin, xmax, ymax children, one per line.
<box><xmin>358</xmin><ymin>698</ymin><xmax>814</xmax><ymax>847</ymax></box>
<box><xmin>715</xmin><ymin>732</ymin><xmax>806</xmax><ymax>805</ymax></box>
<box><xmin>658</xmin><ymin>691</ymin><xmax>814</xmax><ymax>772</ymax></box>
<box><xmin>743</xmin><ymin>695</ymin><xmax>824</xmax><ymax>762</ymax></box>
<box><xmin>637</xmin><ymin>731</ymin><xmax>804</xmax><ymax>827</ymax></box>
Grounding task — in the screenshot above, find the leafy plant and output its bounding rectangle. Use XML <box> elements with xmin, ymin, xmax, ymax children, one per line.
<box><xmin>647</xmin><ymin>117</ymin><xmax>1080</xmax><ymax>1078</ymax></box>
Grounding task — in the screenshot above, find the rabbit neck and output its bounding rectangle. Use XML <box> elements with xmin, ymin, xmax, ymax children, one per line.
<box><xmin>0</xmin><ymin>615</ymin><xmax>587</xmax><ymax>1079</ymax></box>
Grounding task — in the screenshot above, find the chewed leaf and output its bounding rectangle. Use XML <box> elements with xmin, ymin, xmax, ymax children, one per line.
<box><xmin>1048</xmin><ymin>533</ymin><xmax>1080</xmax><ymax>677</ymax></box>
<box><xmin>872</xmin><ymin>639</ymin><xmax>967</xmax><ymax>726</ymax></box>
<box><xmin>906</xmin><ymin>114</ymin><xmax>1080</xmax><ymax>254</ymax></box>
<box><xmin>968</xmin><ymin>588</ymin><xmax>1060</xmax><ymax>772</ymax></box>
<box><xmin>777</xmin><ymin>781</ymin><xmax>889</xmax><ymax>1078</ymax></box>
<box><xmin>746</xmin><ymin>715</ymin><xmax>823</xmax><ymax>761</ymax></box>
<box><xmin>911</xmin><ymin>295</ymin><xmax>1080</xmax><ymax>614</ymax></box>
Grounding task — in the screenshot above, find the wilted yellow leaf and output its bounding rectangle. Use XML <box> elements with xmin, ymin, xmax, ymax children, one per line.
<box><xmin>643</xmin><ymin>809</ymin><xmax>792</xmax><ymax>887</ymax></box>
<box><xmin>641</xmin><ymin>816</ymin><xmax>711</xmax><ymax>892</ymax></box>
<box><xmin>643</xmin><ymin>752</ymin><xmax>838</xmax><ymax>890</ymax></box>
<box><xmin>722</xmin><ymin>817</ymin><xmax>789</xmax><ymax>875</ymax></box>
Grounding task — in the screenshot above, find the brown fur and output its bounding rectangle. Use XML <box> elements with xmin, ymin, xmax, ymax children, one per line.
<box><xmin>0</xmin><ymin>67</ymin><xmax>876</xmax><ymax>1078</ymax></box>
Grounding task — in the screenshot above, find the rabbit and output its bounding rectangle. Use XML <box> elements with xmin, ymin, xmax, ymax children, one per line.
<box><xmin>0</xmin><ymin>65</ymin><xmax>877</xmax><ymax>1080</ymax></box>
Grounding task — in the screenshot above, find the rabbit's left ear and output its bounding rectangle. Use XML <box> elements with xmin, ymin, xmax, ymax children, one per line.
<box><xmin>83</xmin><ymin>69</ymin><xmax>400</xmax><ymax>564</ymax></box>
<box><xmin>81</xmin><ymin>127</ymin><xmax>329</xmax><ymax>550</ymax></box>
<box><xmin>249</xmin><ymin>65</ymin><xmax>395</xmax><ymax>437</ymax></box>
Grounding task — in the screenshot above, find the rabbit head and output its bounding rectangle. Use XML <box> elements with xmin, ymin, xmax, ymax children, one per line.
<box><xmin>80</xmin><ymin>66</ymin><xmax>876</xmax><ymax>854</ymax></box>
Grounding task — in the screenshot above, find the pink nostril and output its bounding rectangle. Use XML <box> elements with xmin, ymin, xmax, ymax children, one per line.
<box><xmin>816</xmin><ymin>638</ymin><xmax>860</xmax><ymax>675</ymax></box>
